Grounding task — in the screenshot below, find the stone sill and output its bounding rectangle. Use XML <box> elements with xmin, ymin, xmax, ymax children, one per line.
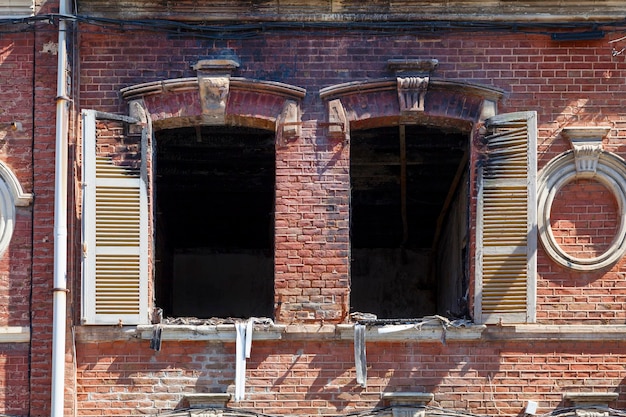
<box><xmin>563</xmin><ymin>392</ymin><xmax>619</xmax><ymax>407</ymax></box>
<box><xmin>75</xmin><ymin>323</ymin><xmax>626</xmax><ymax>343</ymax></box>
<box><xmin>485</xmin><ymin>324</ymin><xmax>626</xmax><ymax>341</ymax></box>
<box><xmin>0</xmin><ymin>326</ymin><xmax>30</xmax><ymax>343</ymax></box>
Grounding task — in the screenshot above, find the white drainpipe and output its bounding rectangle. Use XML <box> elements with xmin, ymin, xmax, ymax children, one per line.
<box><xmin>51</xmin><ymin>1</ymin><xmax>72</xmax><ymax>416</ymax></box>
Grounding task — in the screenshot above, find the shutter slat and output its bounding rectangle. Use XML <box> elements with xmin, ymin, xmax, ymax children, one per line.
<box><xmin>475</xmin><ymin>111</ymin><xmax>537</xmax><ymax>324</ymax></box>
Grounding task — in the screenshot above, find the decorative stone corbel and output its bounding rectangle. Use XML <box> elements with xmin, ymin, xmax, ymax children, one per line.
<box><xmin>480</xmin><ymin>98</ymin><xmax>497</xmax><ymax>121</ymax></box>
<box><xmin>388</xmin><ymin>59</ymin><xmax>438</xmax><ymax>113</ymax></box>
<box><xmin>397</xmin><ymin>76</ymin><xmax>429</xmax><ymax>112</ymax></box>
<box><xmin>192</xmin><ymin>59</ymin><xmax>240</xmax><ymax>125</ymax></box>
<box><xmin>128</xmin><ymin>100</ymin><xmax>148</xmax><ymax>125</ymax></box>
<box><xmin>327</xmin><ymin>99</ymin><xmax>348</xmax><ymax>141</ymax></box>
<box><xmin>562</xmin><ymin>127</ymin><xmax>611</xmax><ymax>177</ymax></box>
<box><xmin>276</xmin><ymin>100</ymin><xmax>301</xmax><ymax>146</ymax></box>
<box><xmin>128</xmin><ymin>99</ymin><xmax>149</xmax><ymax>135</ymax></box>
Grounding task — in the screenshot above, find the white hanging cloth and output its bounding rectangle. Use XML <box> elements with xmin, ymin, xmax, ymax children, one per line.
<box><xmin>234</xmin><ymin>320</ymin><xmax>254</xmax><ymax>401</ymax></box>
<box><xmin>354</xmin><ymin>324</ymin><xmax>367</xmax><ymax>388</ymax></box>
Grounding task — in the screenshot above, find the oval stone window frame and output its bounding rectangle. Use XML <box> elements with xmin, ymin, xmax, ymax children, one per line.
<box><xmin>537</xmin><ymin>148</ymin><xmax>626</xmax><ymax>271</ymax></box>
<box><xmin>0</xmin><ymin>161</ymin><xmax>32</xmax><ymax>257</ymax></box>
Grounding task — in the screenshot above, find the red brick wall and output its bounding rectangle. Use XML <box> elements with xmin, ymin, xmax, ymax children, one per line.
<box><xmin>0</xmin><ymin>345</ymin><xmax>30</xmax><ymax>416</ymax></box>
<box><xmin>75</xmin><ymin>339</ymin><xmax>626</xmax><ymax>417</ymax></box>
<box><xmin>551</xmin><ymin>179</ymin><xmax>619</xmax><ymax>259</ymax></box>
<box><xmin>62</xmin><ymin>21</ymin><xmax>626</xmax><ymax>417</ymax></box>
<box><xmin>0</xmin><ymin>32</ymin><xmax>34</xmax><ymax>328</ymax></box>
<box><xmin>29</xmin><ymin>1</ymin><xmax>65</xmax><ymax>416</ymax></box>
<box><xmin>0</xmin><ymin>25</ymin><xmax>35</xmax><ymax>417</ymax></box>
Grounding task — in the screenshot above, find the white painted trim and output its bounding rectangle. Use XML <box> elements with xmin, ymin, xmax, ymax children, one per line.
<box><xmin>0</xmin><ymin>161</ymin><xmax>34</xmax><ymax>258</ymax></box>
<box><xmin>0</xmin><ymin>161</ymin><xmax>32</xmax><ymax>207</ymax></box>
<box><xmin>81</xmin><ymin>110</ymin><xmax>97</xmax><ymax>324</ymax></box>
<box><xmin>0</xmin><ymin>326</ymin><xmax>30</xmax><ymax>343</ymax></box>
<box><xmin>0</xmin><ymin>179</ymin><xmax>15</xmax><ymax>258</ymax></box>
<box><xmin>537</xmin><ymin>150</ymin><xmax>626</xmax><ymax>271</ymax></box>
<box><xmin>485</xmin><ymin>324</ymin><xmax>626</xmax><ymax>341</ymax></box>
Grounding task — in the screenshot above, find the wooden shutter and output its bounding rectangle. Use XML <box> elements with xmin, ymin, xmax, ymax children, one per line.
<box><xmin>81</xmin><ymin>109</ymin><xmax>149</xmax><ymax>325</ymax></box>
<box><xmin>0</xmin><ymin>0</ymin><xmax>33</xmax><ymax>16</ymax></box>
<box><xmin>475</xmin><ymin>111</ymin><xmax>537</xmax><ymax>324</ymax></box>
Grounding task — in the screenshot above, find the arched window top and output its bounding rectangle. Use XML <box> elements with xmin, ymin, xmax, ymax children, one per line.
<box><xmin>120</xmin><ymin>76</ymin><xmax>305</xmax><ymax>143</ymax></box>
<box><xmin>319</xmin><ymin>77</ymin><xmax>505</xmax><ymax>138</ymax></box>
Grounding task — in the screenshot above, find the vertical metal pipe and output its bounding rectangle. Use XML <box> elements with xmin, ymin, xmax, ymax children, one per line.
<box><xmin>52</xmin><ymin>1</ymin><xmax>72</xmax><ymax>416</ymax></box>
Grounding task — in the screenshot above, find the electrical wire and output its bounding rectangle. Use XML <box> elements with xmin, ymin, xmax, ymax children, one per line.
<box><xmin>1</xmin><ymin>13</ymin><xmax>626</xmax><ymax>40</ymax></box>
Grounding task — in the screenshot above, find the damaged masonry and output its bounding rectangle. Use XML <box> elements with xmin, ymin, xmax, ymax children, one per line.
<box><xmin>6</xmin><ymin>1</ymin><xmax>626</xmax><ymax>417</ymax></box>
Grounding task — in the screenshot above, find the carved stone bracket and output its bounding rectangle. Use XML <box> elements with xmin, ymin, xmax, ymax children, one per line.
<box><xmin>276</xmin><ymin>100</ymin><xmax>302</xmax><ymax>146</ymax></box>
<box><xmin>388</xmin><ymin>59</ymin><xmax>438</xmax><ymax>113</ymax></box>
<box><xmin>326</xmin><ymin>99</ymin><xmax>348</xmax><ymax>141</ymax></box>
<box><xmin>193</xmin><ymin>59</ymin><xmax>240</xmax><ymax>125</ymax></box>
<box><xmin>397</xmin><ymin>76</ymin><xmax>429</xmax><ymax>112</ymax></box>
<box><xmin>562</xmin><ymin>127</ymin><xmax>611</xmax><ymax>177</ymax></box>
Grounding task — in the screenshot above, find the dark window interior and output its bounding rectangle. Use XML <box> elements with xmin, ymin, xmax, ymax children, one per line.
<box><xmin>155</xmin><ymin>126</ymin><xmax>275</xmax><ymax>319</ymax></box>
<box><xmin>350</xmin><ymin>125</ymin><xmax>470</xmax><ymax>319</ymax></box>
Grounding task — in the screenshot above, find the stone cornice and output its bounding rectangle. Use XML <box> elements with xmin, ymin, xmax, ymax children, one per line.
<box><xmin>77</xmin><ymin>1</ymin><xmax>626</xmax><ymax>22</ymax></box>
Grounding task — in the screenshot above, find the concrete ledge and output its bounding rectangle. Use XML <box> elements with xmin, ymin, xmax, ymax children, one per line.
<box><xmin>75</xmin><ymin>322</ymin><xmax>485</xmax><ymax>343</ymax></box>
<box><xmin>485</xmin><ymin>324</ymin><xmax>626</xmax><ymax>341</ymax></box>
<box><xmin>74</xmin><ymin>323</ymin><xmax>626</xmax><ymax>343</ymax></box>
<box><xmin>0</xmin><ymin>326</ymin><xmax>30</xmax><ymax>343</ymax></box>
<box><xmin>563</xmin><ymin>392</ymin><xmax>619</xmax><ymax>406</ymax></box>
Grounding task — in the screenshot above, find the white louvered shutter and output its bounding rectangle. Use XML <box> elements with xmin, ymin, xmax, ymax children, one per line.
<box><xmin>475</xmin><ymin>111</ymin><xmax>537</xmax><ymax>324</ymax></box>
<box><xmin>82</xmin><ymin>109</ymin><xmax>149</xmax><ymax>325</ymax></box>
<box><xmin>0</xmin><ymin>0</ymin><xmax>33</xmax><ymax>17</ymax></box>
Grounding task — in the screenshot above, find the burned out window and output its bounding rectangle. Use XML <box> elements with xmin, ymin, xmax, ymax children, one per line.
<box><xmin>350</xmin><ymin>125</ymin><xmax>470</xmax><ymax>319</ymax></box>
<box><xmin>154</xmin><ymin>126</ymin><xmax>275</xmax><ymax>319</ymax></box>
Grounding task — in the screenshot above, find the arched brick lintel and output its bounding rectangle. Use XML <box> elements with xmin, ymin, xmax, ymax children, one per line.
<box><xmin>320</xmin><ymin>78</ymin><xmax>505</xmax><ymax>133</ymax></box>
<box><xmin>121</xmin><ymin>77</ymin><xmax>305</xmax><ymax>132</ymax></box>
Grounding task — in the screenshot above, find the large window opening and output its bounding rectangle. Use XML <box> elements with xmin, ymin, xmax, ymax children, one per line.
<box><xmin>350</xmin><ymin>125</ymin><xmax>470</xmax><ymax>319</ymax></box>
<box><xmin>154</xmin><ymin>126</ymin><xmax>275</xmax><ymax>319</ymax></box>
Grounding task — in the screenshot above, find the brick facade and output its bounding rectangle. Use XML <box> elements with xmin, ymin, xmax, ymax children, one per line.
<box><xmin>4</xmin><ymin>1</ymin><xmax>626</xmax><ymax>417</ymax></box>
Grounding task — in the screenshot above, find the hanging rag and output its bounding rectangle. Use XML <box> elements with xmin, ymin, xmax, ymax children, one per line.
<box><xmin>234</xmin><ymin>320</ymin><xmax>254</xmax><ymax>401</ymax></box>
<box><xmin>149</xmin><ymin>325</ymin><xmax>162</xmax><ymax>351</ymax></box>
<box><xmin>354</xmin><ymin>323</ymin><xmax>367</xmax><ymax>388</ymax></box>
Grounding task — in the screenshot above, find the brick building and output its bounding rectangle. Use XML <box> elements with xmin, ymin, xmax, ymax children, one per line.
<box><xmin>3</xmin><ymin>1</ymin><xmax>626</xmax><ymax>417</ymax></box>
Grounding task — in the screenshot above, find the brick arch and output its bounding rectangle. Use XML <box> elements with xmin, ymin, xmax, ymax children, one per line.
<box><xmin>121</xmin><ymin>77</ymin><xmax>305</xmax><ymax>143</ymax></box>
<box><xmin>319</xmin><ymin>78</ymin><xmax>504</xmax><ymax>137</ymax></box>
